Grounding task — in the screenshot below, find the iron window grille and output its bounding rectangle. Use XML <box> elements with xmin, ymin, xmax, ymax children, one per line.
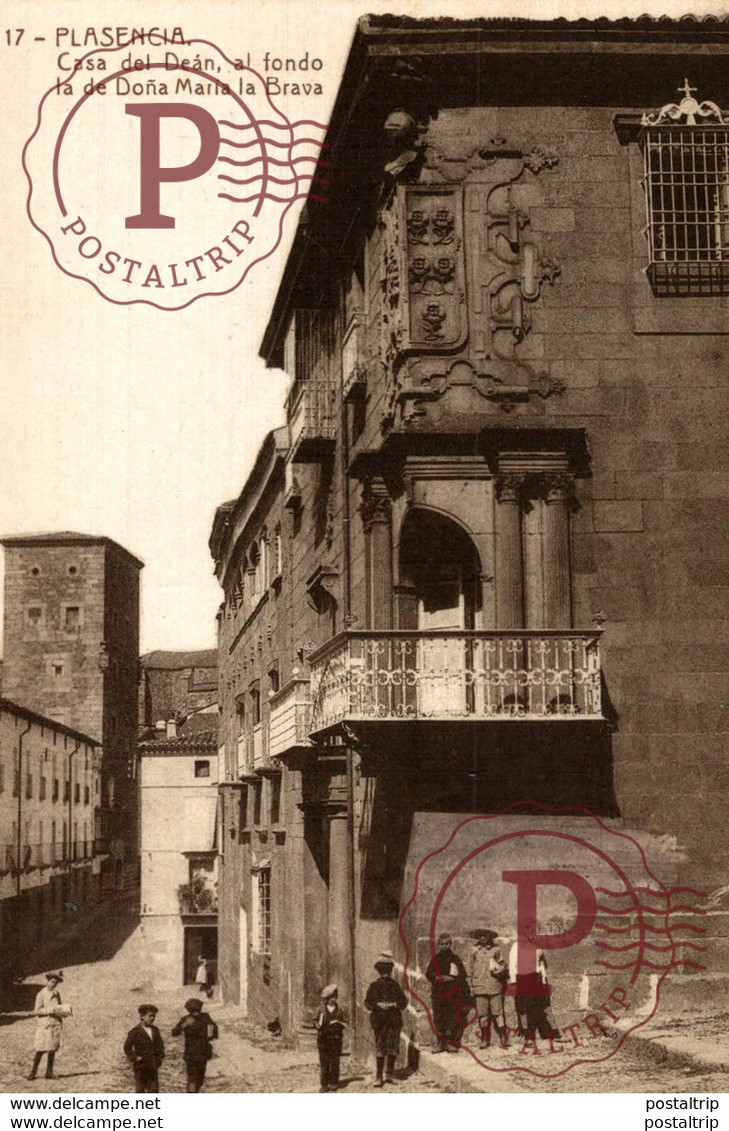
<box><xmin>255</xmin><ymin>867</ymin><xmax>271</xmax><ymax>955</ymax></box>
<box><xmin>641</xmin><ymin>81</ymin><xmax>729</xmax><ymax>293</ymax></box>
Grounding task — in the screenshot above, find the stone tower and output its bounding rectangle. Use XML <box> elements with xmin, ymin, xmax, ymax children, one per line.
<box><xmin>0</xmin><ymin>532</ymin><xmax>143</xmax><ymax>880</ymax></box>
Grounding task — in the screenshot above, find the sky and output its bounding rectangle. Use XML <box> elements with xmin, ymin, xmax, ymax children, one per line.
<box><xmin>0</xmin><ymin>0</ymin><xmax>714</xmax><ymax>655</ymax></box>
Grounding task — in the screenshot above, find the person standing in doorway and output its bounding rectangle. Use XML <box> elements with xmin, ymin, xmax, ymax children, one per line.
<box><xmin>28</xmin><ymin>972</ymin><xmax>65</xmax><ymax>1081</ymax></box>
<box><xmin>195</xmin><ymin>956</ymin><xmax>211</xmax><ymax>999</ymax></box>
<box><xmin>124</xmin><ymin>1005</ymin><xmax>165</xmax><ymax>1093</ymax></box>
<box><xmin>171</xmin><ymin>998</ymin><xmax>218</xmax><ymax>1093</ymax></box>
<box><xmin>364</xmin><ymin>952</ymin><xmax>408</xmax><ymax>1088</ymax></box>
<box><xmin>314</xmin><ymin>984</ymin><xmax>347</xmax><ymax>1092</ymax></box>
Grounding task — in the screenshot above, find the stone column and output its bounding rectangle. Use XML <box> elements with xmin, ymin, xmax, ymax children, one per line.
<box><xmin>542</xmin><ymin>475</ymin><xmax>574</xmax><ymax>628</ymax></box>
<box><xmin>327</xmin><ymin>806</ymin><xmax>350</xmax><ymax>991</ymax></box>
<box><xmin>302</xmin><ymin>806</ymin><xmax>330</xmax><ymax>1016</ymax></box>
<box><xmin>494</xmin><ymin>475</ymin><xmax>526</xmax><ymax>629</ymax></box>
<box><xmin>360</xmin><ymin>480</ymin><xmax>393</xmax><ymax>630</ymax></box>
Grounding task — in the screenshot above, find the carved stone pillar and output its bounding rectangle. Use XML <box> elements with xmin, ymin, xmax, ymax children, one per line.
<box><xmin>494</xmin><ymin>475</ymin><xmax>525</xmax><ymax>629</ymax></box>
<box><xmin>360</xmin><ymin>480</ymin><xmax>393</xmax><ymax>630</ymax></box>
<box><xmin>542</xmin><ymin>475</ymin><xmax>574</xmax><ymax>628</ymax></box>
<box><xmin>327</xmin><ymin>806</ymin><xmax>350</xmax><ymax>991</ymax></box>
<box><xmin>302</xmin><ymin>806</ymin><xmax>329</xmax><ymax>1016</ymax></box>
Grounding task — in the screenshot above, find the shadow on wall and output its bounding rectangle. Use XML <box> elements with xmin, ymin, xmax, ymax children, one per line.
<box><xmin>358</xmin><ymin>719</ymin><xmax>619</xmax><ymax>921</ymax></box>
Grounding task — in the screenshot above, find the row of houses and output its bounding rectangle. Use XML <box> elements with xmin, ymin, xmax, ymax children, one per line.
<box><xmin>0</xmin><ymin>533</ymin><xmax>142</xmax><ymax>991</ymax></box>
<box><xmin>0</xmin><ymin>526</ymin><xmax>222</xmax><ymax>994</ymax></box>
<box><xmin>204</xmin><ymin>15</ymin><xmax>729</xmax><ymax>1058</ymax></box>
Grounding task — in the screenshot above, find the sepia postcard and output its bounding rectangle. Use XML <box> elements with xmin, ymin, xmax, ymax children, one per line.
<box><xmin>0</xmin><ymin>0</ymin><xmax>727</xmax><ymax>1109</ymax></box>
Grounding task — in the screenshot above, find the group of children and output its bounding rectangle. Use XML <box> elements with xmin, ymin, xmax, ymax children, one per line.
<box><xmin>315</xmin><ymin>950</ymin><xmax>408</xmax><ymax>1091</ymax></box>
<box><xmin>123</xmin><ymin>1000</ymin><xmax>219</xmax><ymax>1093</ymax></box>
<box><xmin>28</xmin><ymin>938</ymin><xmax>538</xmax><ymax>1094</ymax></box>
<box><xmin>26</xmin><ymin>976</ymin><xmax>218</xmax><ymax>1093</ymax></box>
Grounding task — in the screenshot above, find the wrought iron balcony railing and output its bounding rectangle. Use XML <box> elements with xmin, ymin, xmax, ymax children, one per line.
<box><xmin>269</xmin><ymin>678</ymin><xmax>312</xmax><ymax>759</ymax></box>
<box><xmin>309</xmin><ymin>630</ymin><xmax>603</xmax><ymax>733</ymax></box>
<box><xmin>289</xmin><ymin>380</ymin><xmax>336</xmax><ymax>461</ymax></box>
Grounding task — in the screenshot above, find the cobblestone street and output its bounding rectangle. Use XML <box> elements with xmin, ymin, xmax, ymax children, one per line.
<box><xmin>1</xmin><ymin>896</ymin><xmax>726</xmax><ymax>1095</ymax></box>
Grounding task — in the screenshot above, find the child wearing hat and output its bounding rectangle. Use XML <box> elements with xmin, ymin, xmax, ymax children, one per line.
<box><xmin>28</xmin><ymin>972</ymin><xmax>65</xmax><ymax>1081</ymax></box>
<box><xmin>171</xmin><ymin>998</ymin><xmax>219</xmax><ymax>1093</ymax></box>
<box><xmin>314</xmin><ymin>984</ymin><xmax>347</xmax><ymax>1092</ymax></box>
<box><xmin>364</xmin><ymin>952</ymin><xmax>408</xmax><ymax>1087</ymax></box>
<box><xmin>469</xmin><ymin>929</ymin><xmax>507</xmax><ymax>1050</ymax></box>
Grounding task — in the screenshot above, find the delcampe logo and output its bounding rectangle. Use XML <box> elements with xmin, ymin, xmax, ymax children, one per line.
<box><xmin>23</xmin><ymin>37</ymin><xmax>328</xmax><ymax>309</ymax></box>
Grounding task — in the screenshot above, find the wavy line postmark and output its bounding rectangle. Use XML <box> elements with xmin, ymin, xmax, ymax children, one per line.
<box><xmin>399</xmin><ymin>804</ymin><xmax>706</xmax><ymax>1079</ymax></box>
<box><xmin>23</xmin><ymin>36</ymin><xmax>328</xmax><ymax>309</ymax></box>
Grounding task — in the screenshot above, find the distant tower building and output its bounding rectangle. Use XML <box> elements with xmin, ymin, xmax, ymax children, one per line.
<box><xmin>0</xmin><ymin>533</ymin><xmax>143</xmax><ymax>884</ymax></box>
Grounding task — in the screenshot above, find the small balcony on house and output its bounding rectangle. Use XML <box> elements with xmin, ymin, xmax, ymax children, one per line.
<box><xmin>177</xmin><ymin>876</ymin><xmax>218</xmax><ymax>916</ymax></box>
<box><xmin>269</xmin><ymin>677</ymin><xmax>312</xmax><ymax>759</ymax></box>
<box><xmin>288</xmin><ymin>380</ymin><xmax>336</xmax><ymax>462</ymax></box>
<box><xmin>251</xmin><ymin>723</ymin><xmax>267</xmax><ymax>771</ymax></box>
<box><xmin>309</xmin><ymin>630</ymin><xmax>603</xmax><ymax>735</ymax></box>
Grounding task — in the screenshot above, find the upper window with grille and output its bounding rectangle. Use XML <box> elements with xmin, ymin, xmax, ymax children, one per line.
<box><xmin>641</xmin><ymin>81</ymin><xmax>729</xmax><ymax>293</ymax></box>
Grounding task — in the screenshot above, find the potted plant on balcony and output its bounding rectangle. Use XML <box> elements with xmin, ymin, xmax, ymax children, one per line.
<box><xmin>177</xmin><ymin>874</ymin><xmax>218</xmax><ymax>915</ymax></box>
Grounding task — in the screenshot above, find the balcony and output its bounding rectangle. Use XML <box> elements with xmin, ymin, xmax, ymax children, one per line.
<box><xmin>289</xmin><ymin>380</ymin><xmax>336</xmax><ymax>462</ymax></box>
<box><xmin>309</xmin><ymin>630</ymin><xmax>603</xmax><ymax>734</ymax></box>
<box><xmin>251</xmin><ymin>724</ymin><xmax>266</xmax><ymax>771</ymax></box>
<box><xmin>269</xmin><ymin>678</ymin><xmax>312</xmax><ymax>759</ymax></box>
<box><xmin>236</xmin><ymin>732</ymin><xmax>248</xmax><ymax>778</ymax></box>
<box><xmin>0</xmin><ymin>843</ymin><xmax>70</xmax><ymax>875</ymax></box>
<box><xmin>177</xmin><ymin>877</ymin><xmax>218</xmax><ymax>916</ymax></box>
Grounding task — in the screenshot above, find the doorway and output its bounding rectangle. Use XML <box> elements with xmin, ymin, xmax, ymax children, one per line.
<box><xmin>183</xmin><ymin>924</ymin><xmax>218</xmax><ymax>986</ymax></box>
<box><xmin>399</xmin><ymin>509</ymin><xmax>482</xmax><ymax>716</ymax></box>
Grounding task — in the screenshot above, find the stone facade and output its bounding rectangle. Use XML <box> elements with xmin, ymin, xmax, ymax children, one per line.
<box><xmin>138</xmin><ymin>650</ymin><xmax>217</xmax><ymax>730</ymax></box>
<box><xmin>0</xmin><ymin>698</ymin><xmax>100</xmax><ymax>1000</ymax></box>
<box><xmin>1</xmin><ymin>533</ymin><xmax>143</xmax><ymax>882</ymax></box>
<box><xmin>211</xmin><ymin>18</ymin><xmax>729</xmax><ymax>1060</ymax></box>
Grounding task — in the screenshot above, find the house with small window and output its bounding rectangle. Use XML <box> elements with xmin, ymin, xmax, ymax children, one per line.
<box><xmin>138</xmin><ymin>711</ymin><xmax>219</xmax><ymax>988</ymax></box>
<box><xmin>210</xmin><ymin>16</ymin><xmax>729</xmax><ymax>1060</ymax></box>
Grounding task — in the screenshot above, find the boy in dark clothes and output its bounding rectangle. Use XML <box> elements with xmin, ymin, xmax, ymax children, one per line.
<box><xmin>124</xmin><ymin>1005</ymin><xmax>165</xmax><ymax>1093</ymax></box>
<box><xmin>364</xmin><ymin>952</ymin><xmax>408</xmax><ymax>1087</ymax></box>
<box><xmin>171</xmin><ymin>997</ymin><xmax>219</xmax><ymax>1093</ymax></box>
<box><xmin>425</xmin><ymin>932</ymin><xmax>470</xmax><ymax>1052</ymax></box>
<box><xmin>313</xmin><ymin>984</ymin><xmax>347</xmax><ymax>1092</ymax></box>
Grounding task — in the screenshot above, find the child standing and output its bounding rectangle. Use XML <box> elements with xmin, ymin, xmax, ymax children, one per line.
<box><xmin>28</xmin><ymin>972</ymin><xmax>65</xmax><ymax>1081</ymax></box>
<box><xmin>469</xmin><ymin>929</ymin><xmax>507</xmax><ymax>1049</ymax></box>
<box><xmin>314</xmin><ymin>984</ymin><xmax>346</xmax><ymax>1092</ymax></box>
<box><xmin>171</xmin><ymin>998</ymin><xmax>218</xmax><ymax>1093</ymax></box>
<box><xmin>364</xmin><ymin>952</ymin><xmax>408</xmax><ymax>1088</ymax></box>
<box><xmin>124</xmin><ymin>1005</ymin><xmax>165</xmax><ymax>1093</ymax></box>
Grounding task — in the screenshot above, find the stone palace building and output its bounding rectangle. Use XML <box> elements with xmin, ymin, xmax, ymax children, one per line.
<box><xmin>209</xmin><ymin>16</ymin><xmax>729</xmax><ymax>1059</ymax></box>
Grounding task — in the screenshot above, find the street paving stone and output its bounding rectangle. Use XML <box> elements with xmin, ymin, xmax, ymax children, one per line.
<box><xmin>2</xmin><ymin>898</ymin><xmax>726</xmax><ymax>1094</ymax></box>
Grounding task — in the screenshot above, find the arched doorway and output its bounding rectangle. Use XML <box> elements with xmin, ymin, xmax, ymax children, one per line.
<box><xmin>399</xmin><ymin>509</ymin><xmax>483</xmax><ymax>715</ymax></box>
